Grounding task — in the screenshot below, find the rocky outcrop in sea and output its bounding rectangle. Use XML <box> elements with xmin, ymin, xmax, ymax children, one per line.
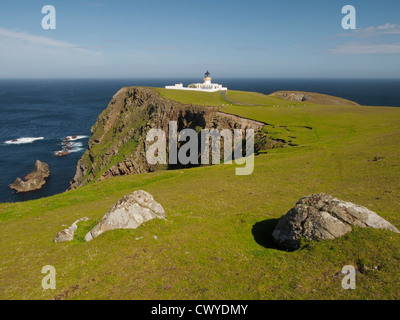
<box><xmin>10</xmin><ymin>160</ymin><xmax>50</xmax><ymax>193</ymax></box>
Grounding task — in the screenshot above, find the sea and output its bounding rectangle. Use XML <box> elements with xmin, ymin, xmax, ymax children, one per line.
<box><xmin>1</xmin><ymin>78</ymin><xmax>399</xmax><ymax>203</ymax></box>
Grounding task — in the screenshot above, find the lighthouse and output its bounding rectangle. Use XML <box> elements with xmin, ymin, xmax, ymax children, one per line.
<box><xmin>203</xmin><ymin>71</ymin><xmax>212</xmax><ymax>86</ymax></box>
<box><xmin>165</xmin><ymin>71</ymin><xmax>228</xmax><ymax>92</ymax></box>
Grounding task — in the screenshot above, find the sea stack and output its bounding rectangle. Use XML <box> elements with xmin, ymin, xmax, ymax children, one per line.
<box><xmin>9</xmin><ymin>160</ymin><xmax>50</xmax><ymax>193</ymax></box>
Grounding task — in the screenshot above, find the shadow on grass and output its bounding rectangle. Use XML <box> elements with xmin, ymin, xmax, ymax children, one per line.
<box><xmin>251</xmin><ymin>219</ymin><xmax>281</xmax><ymax>250</ymax></box>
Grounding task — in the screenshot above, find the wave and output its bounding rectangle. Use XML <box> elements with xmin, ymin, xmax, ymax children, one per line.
<box><xmin>54</xmin><ymin>139</ymin><xmax>85</xmax><ymax>156</ymax></box>
<box><xmin>68</xmin><ymin>147</ymin><xmax>84</xmax><ymax>153</ymax></box>
<box><xmin>71</xmin><ymin>142</ymin><xmax>83</xmax><ymax>147</ymax></box>
<box><xmin>64</xmin><ymin>135</ymin><xmax>88</xmax><ymax>141</ymax></box>
<box><xmin>53</xmin><ymin>147</ymin><xmax>84</xmax><ymax>155</ymax></box>
<box><xmin>4</xmin><ymin>137</ymin><xmax>44</xmax><ymax>145</ymax></box>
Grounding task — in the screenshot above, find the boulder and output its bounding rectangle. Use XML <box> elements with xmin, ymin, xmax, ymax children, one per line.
<box><xmin>272</xmin><ymin>193</ymin><xmax>399</xmax><ymax>250</ymax></box>
<box><xmin>84</xmin><ymin>190</ymin><xmax>166</xmax><ymax>242</ymax></box>
<box><xmin>10</xmin><ymin>160</ymin><xmax>50</xmax><ymax>193</ymax></box>
<box><xmin>54</xmin><ymin>217</ymin><xmax>89</xmax><ymax>243</ymax></box>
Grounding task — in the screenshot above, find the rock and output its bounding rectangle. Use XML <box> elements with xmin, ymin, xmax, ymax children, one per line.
<box><xmin>56</xmin><ymin>151</ymin><xmax>69</xmax><ymax>157</ymax></box>
<box><xmin>84</xmin><ymin>190</ymin><xmax>165</xmax><ymax>241</ymax></box>
<box><xmin>54</xmin><ymin>217</ymin><xmax>89</xmax><ymax>243</ymax></box>
<box><xmin>9</xmin><ymin>160</ymin><xmax>50</xmax><ymax>193</ymax></box>
<box><xmin>270</xmin><ymin>91</ymin><xmax>360</xmax><ymax>106</ymax></box>
<box><xmin>272</xmin><ymin>193</ymin><xmax>400</xmax><ymax>250</ymax></box>
<box><xmin>277</xmin><ymin>92</ymin><xmax>308</xmax><ymax>102</ymax></box>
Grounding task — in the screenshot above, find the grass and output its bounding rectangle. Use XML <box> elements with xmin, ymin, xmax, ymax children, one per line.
<box><xmin>154</xmin><ymin>88</ymin><xmax>226</xmax><ymax>106</ymax></box>
<box><xmin>1</xmin><ymin>88</ymin><xmax>400</xmax><ymax>300</ymax></box>
<box><xmin>155</xmin><ymin>87</ymin><xmax>312</xmax><ymax>108</ymax></box>
<box><xmin>225</xmin><ymin>90</ymin><xmax>306</xmax><ymax>106</ymax></box>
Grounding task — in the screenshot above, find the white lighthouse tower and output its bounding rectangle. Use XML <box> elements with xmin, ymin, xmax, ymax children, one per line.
<box><xmin>203</xmin><ymin>71</ymin><xmax>212</xmax><ymax>86</ymax></box>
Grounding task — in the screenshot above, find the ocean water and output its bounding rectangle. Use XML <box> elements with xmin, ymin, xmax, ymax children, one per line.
<box><xmin>0</xmin><ymin>78</ymin><xmax>399</xmax><ymax>203</ymax></box>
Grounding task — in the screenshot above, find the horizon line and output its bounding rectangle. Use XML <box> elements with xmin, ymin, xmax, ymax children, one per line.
<box><xmin>0</xmin><ymin>77</ymin><xmax>400</xmax><ymax>81</ymax></box>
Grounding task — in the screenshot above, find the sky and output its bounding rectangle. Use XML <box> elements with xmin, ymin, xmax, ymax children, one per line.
<box><xmin>0</xmin><ymin>0</ymin><xmax>399</xmax><ymax>79</ymax></box>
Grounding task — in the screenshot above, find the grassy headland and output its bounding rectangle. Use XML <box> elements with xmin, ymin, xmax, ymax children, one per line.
<box><xmin>1</xmin><ymin>88</ymin><xmax>399</xmax><ymax>300</ymax></box>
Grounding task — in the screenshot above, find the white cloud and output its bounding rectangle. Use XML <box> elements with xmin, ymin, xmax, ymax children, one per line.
<box><xmin>0</xmin><ymin>28</ymin><xmax>104</xmax><ymax>77</ymax></box>
<box><xmin>331</xmin><ymin>42</ymin><xmax>400</xmax><ymax>55</ymax></box>
<box><xmin>138</xmin><ymin>46</ymin><xmax>181</xmax><ymax>51</ymax></box>
<box><xmin>339</xmin><ymin>23</ymin><xmax>400</xmax><ymax>38</ymax></box>
<box><xmin>230</xmin><ymin>45</ymin><xmax>269</xmax><ymax>51</ymax></box>
<box><xmin>0</xmin><ymin>28</ymin><xmax>102</xmax><ymax>55</ymax></box>
<box><xmin>332</xmin><ymin>23</ymin><xmax>400</xmax><ymax>55</ymax></box>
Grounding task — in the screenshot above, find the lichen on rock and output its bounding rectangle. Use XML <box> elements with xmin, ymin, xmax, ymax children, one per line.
<box><xmin>272</xmin><ymin>193</ymin><xmax>399</xmax><ymax>250</ymax></box>
<box><xmin>84</xmin><ymin>190</ymin><xmax>165</xmax><ymax>242</ymax></box>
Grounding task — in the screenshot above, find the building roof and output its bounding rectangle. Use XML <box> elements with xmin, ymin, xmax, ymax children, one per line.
<box><xmin>204</xmin><ymin>71</ymin><xmax>211</xmax><ymax>77</ymax></box>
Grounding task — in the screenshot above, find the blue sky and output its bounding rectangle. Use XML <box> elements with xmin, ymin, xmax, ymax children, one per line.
<box><xmin>0</xmin><ymin>0</ymin><xmax>399</xmax><ymax>78</ymax></box>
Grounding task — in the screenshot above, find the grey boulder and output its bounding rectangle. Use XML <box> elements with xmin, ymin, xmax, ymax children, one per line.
<box><xmin>84</xmin><ymin>190</ymin><xmax>165</xmax><ymax>242</ymax></box>
<box><xmin>272</xmin><ymin>193</ymin><xmax>399</xmax><ymax>250</ymax></box>
<box><xmin>54</xmin><ymin>217</ymin><xmax>89</xmax><ymax>243</ymax></box>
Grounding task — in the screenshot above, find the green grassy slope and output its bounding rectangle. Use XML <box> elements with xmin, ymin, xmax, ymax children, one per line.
<box><xmin>1</xmin><ymin>89</ymin><xmax>400</xmax><ymax>300</ymax></box>
<box><xmin>154</xmin><ymin>88</ymin><xmax>226</xmax><ymax>106</ymax></box>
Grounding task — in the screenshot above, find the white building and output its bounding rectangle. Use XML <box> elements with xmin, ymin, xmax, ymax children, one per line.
<box><xmin>165</xmin><ymin>71</ymin><xmax>227</xmax><ymax>92</ymax></box>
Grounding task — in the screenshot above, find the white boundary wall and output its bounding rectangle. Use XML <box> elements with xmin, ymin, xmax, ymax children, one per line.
<box><xmin>165</xmin><ymin>83</ymin><xmax>228</xmax><ymax>93</ymax></box>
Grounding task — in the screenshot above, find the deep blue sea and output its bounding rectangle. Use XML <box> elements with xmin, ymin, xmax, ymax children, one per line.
<box><xmin>1</xmin><ymin>78</ymin><xmax>399</xmax><ymax>203</ymax></box>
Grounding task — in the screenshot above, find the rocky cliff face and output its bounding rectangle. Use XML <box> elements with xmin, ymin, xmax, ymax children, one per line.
<box><xmin>69</xmin><ymin>87</ymin><xmax>280</xmax><ymax>189</ymax></box>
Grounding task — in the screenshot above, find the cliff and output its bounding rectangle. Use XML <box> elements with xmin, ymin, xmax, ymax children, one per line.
<box><xmin>69</xmin><ymin>87</ymin><xmax>282</xmax><ymax>189</ymax></box>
